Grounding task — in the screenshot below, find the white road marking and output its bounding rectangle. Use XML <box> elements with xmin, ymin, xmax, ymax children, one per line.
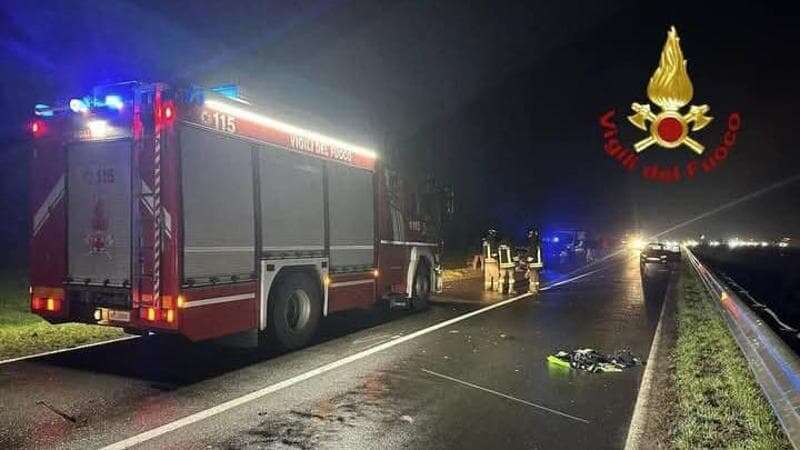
<box><xmin>421</xmin><ymin>368</ymin><xmax>589</xmax><ymax>424</ymax></box>
<box><xmin>539</xmin><ymin>265</ymin><xmax>608</xmax><ymax>291</ymax></box>
<box><xmin>624</xmin><ymin>275</ymin><xmax>670</xmax><ymax>449</ymax></box>
<box><xmin>100</xmin><ymin>293</ymin><xmax>537</xmax><ymax>449</ymax></box>
<box><xmin>100</xmin><ymin>265</ymin><xmax>608</xmax><ymax>449</ymax></box>
<box><xmin>0</xmin><ymin>336</ymin><xmax>139</xmax><ymax>366</ymax></box>
<box><xmin>352</xmin><ymin>334</ymin><xmax>402</xmax><ymax>345</ymax></box>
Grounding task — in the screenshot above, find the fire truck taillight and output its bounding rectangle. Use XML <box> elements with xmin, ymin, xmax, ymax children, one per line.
<box><xmin>142</xmin><ymin>308</ymin><xmax>156</xmax><ymax>322</ymax></box>
<box><xmin>32</xmin><ymin>297</ymin><xmax>61</xmax><ymax>312</ymax></box>
<box><xmin>31</xmin><ymin>297</ymin><xmax>44</xmax><ymax>310</ymax></box>
<box><xmin>373</xmin><ymin>269</ymin><xmax>379</xmax><ymax>278</ymax></box>
<box><xmin>177</xmin><ymin>295</ymin><xmax>186</xmax><ymax>308</ymax></box>
<box><xmin>165</xmin><ymin>309</ymin><xmax>175</xmax><ymax>324</ymax></box>
<box><xmin>30</xmin><ymin>120</ymin><xmax>46</xmax><ymax>137</ymax></box>
<box><xmin>157</xmin><ymin>101</ymin><xmax>176</xmax><ymax>127</ymax></box>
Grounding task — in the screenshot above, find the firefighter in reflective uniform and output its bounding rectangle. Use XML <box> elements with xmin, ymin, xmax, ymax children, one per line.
<box><xmin>482</xmin><ymin>229</ymin><xmax>501</xmax><ymax>291</ymax></box>
<box><xmin>482</xmin><ymin>229</ymin><xmax>523</xmax><ymax>294</ymax></box>
<box><xmin>526</xmin><ymin>228</ymin><xmax>543</xmax><ymax>291</ymax></box>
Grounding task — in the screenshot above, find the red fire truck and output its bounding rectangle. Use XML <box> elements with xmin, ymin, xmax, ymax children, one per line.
<box><xmin>29</xmin><ymin>82</ymin><xmax>447</xmax><ymax>349</ymax></box>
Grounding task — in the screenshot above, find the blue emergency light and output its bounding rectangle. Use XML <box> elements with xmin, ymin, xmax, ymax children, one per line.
<box><xmin>34</xmin><ymin>104</ymin><xmax>54</xmax><ymax>117</ymax></box>
<box><xmin>69</xmin><ymin>98</ymin><xmax>89</xmax><ymax>113</ymax></box>
<box><xmin>210</xmin><ymin>84</ymin><xmax>240</xmax><ymax>99</ymax></box>
<box><xmin>104</xmin><ymin>95</ymin><xmax>124</xmax><ymax>110</ymax></box>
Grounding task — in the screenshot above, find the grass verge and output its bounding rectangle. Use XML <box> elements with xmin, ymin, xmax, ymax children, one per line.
<box><xmin>672</xmin><ymin>263</ymin><xmax>790</xmax><ymax>449</ymax></box>
<box><xmin>0</xmin><ymin>270</ymin><xmax>125</xmax><ymax>361</ymax></box>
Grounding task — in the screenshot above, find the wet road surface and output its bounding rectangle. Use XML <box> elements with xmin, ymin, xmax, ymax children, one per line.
<box><xmin>0</xmin><ymin>255</ymin><xmax>672</xmax><ymax>449</ymax></box>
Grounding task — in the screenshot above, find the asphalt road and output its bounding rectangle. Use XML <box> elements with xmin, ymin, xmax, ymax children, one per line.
<box><xmin>0</xmin><ymin>254</ymin><xmax>672</xmax><ymax>449</ymax></box>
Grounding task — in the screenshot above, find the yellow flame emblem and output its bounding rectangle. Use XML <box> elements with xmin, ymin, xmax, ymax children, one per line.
<box><xmin>628</xmin><ymin>26</ymin><xmax>712</xmax><ymax>154</ymax></box>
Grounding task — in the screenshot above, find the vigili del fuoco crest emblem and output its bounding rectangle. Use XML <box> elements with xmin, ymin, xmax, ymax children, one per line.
<box><xmin>627</xmin><ymin>26</ymin><xmax>713</xmax><ymax>154</ymax></box>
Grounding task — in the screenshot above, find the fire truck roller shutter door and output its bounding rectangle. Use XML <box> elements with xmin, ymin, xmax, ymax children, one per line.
<box><xmin>180</xmin><ymin>126</ymin><xmax>255</xmax><ymax>282</ymax></box>
<box><xmin>328</xmin><ymin>164</ymin><xmax>374</xmax><ymax>270</ymax></box>
<box><xmin>258</xmin><ymin>147</ymin><xmax>324</xmax><ymax>257</ymax></box>
<box><xmin>67</xmin><ymin>140</ymin><xmax>132</xmax><ymax>286</ymax></box>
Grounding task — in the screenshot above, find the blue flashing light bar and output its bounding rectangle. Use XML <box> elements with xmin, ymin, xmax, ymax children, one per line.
<box><xmin>210</xmin><ymin>84</ymin><xmax>240</xmax><ymax>99</ymax></box>
<box><xmin>69</xmin><ymin>98</ymin><xmax>89</xmax><ymax>113</ymax></box>
<box><xmin>104</xmin><ymin>95</ymin><xmax>124</xmax><ymax>110</ymax></box>
<box><xmin>34</xmin><ymin>104</ymin><xmax>54</xmax><ymax>117</ymax></box>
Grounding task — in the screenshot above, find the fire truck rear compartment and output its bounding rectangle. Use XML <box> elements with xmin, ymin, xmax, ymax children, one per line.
<box><xmin>66</xmin><ymin>139</ymin><xmax>132</xmax><ymax>287</ymax></box>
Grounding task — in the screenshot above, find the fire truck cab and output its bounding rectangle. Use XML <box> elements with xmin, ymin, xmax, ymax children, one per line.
<box><xmin>29</xmin><ymin>82</ymin><xmax>444</xmax><ymax>349</ymax></box>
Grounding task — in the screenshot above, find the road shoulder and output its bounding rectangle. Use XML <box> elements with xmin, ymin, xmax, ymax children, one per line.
<box><xmin>625</xmin><ymin>270</ymin><xmax>679</xmax><ymax>449</ymax></box>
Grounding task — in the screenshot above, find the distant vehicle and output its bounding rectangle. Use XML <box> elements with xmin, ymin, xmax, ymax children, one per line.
<box><xmin>664</xmin><ymin>241</ymin><xmax>681</xmax><ymax>254</ymax></box>
<box><xmin>640</xmin><ymin>242</ymin><xmax>678</xmax><ymax>272</ymax></box>
<box><xmin>542</xmin><ymin>229</ymin><xmax>589</xmax><ymax>265</ymax></box>
<box><xmin>28</xmin><ymin>82</ymin><xmax>452</xmax><ymax>350</ymax></box>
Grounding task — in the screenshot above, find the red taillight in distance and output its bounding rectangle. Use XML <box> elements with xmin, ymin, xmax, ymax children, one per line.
<box><xmin>30</xmin><ymin>120</ymin><xmax>46</xmax><ymax>137</ymax></box>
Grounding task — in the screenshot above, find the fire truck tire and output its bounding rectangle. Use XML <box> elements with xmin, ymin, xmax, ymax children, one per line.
<box><xmin>412</xmin><ymin>259</ymin><xmax>432</xmax><ymax>311</ymax></box>
<box><xmin>268</xmin><ymin>272</ymin><xmax>322</xmax><ymax>350</ymax></box>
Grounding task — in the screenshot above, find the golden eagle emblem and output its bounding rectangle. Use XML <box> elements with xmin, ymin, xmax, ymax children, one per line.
<box><xmin>628</xmin><ymin>26</ymin><xmax>712</xmax><ymax>154</ymax></box>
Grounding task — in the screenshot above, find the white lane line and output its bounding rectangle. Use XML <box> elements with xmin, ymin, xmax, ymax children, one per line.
<box><xmin>101</xmin><ymin>263</ymin><xmax>610</xmax><ymax>449</ymax></box>
<box><xmin>539</xmin><ymin>265</ymin><xmax>607</xmax><ymax>291</ymax></box>
<box><xmin>0</xmin><ymin>262</ymin><xmax>606</xmax><ymax>369</ymax></box>
<box><xmin>101</xmin><ymin>291</ymin><xmax>537</xmax><ymax>449</ymax></box>
<box><xmin>421</xmin><ymin>368</ymin><xmax>590</xmax><ymax>424</ymax></box>
<box><xmin>624</xmin><ymin>277</ymin><xmax>670</xmax><ymax>449</ymax></box>
<box><xmin>0</xmin><ymin>336</ymin><xmax>140</xmax><ymax>366</ymax></box>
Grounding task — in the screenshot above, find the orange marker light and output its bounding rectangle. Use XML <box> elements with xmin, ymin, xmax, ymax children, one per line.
<box><xmin>146</xmin><ymin>307</ymin><xmax>156</xmax><ymax>321</ymax></box>
<box><xmin>177</xmin><ymin>295</ymin><xmax>186</xmax><ymax>308</ymax></box>
<box><xmin>46</xmin><ymin>297</ymin><xmax>56</xmax><ymax>311</ymax></box>
<box><xmin>165</xmin><ymin>309</ymin><xmax>175</xmax><ymax>323</ymax></box>
<box><xmin>373</xmin><ymin>269</ymin><xmax>379</xmax><ymax>278</ymax></box>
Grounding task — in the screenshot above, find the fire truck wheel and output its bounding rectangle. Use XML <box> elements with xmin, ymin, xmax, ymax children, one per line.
<box><xmin>268</xmin><ymin>272</ymin><xmax>322</xmax><ymax>350</ymax></box>
<box><xmin>412</xmin><ymin>259</ymin><xmax>432</xmax><ymax>311</ymax></box>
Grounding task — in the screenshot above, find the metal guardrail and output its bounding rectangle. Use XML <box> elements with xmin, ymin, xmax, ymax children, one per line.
<box><xmin>685</xmin><ymin>248</ymin><xmax>800</xmax><ymax>448</ymax></box>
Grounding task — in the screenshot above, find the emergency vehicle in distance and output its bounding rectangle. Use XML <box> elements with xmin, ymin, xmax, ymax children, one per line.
<box><xmin>29</xmin><ymin>82</ymin><xmax>450</xmax><ymax>350</ymax></box>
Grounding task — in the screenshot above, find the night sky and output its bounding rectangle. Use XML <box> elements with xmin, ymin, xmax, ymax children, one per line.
<box><xmin>1</xmin><ymin>1</ymin><xmax>799</xmax><ymax>257</ymax></box>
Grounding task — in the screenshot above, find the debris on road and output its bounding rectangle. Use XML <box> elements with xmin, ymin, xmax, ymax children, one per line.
<box><xmin>36</xmin><ymin>400</ymin><xmax>77</xmax><ymax>423</ymax></box>
<box><xmin>547</xmin><ymin>348</ymin><xmax>644</xmax><ymax>373</ymax></box>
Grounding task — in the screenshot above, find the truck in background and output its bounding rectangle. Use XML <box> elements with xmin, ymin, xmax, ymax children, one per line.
<box><xmin>29</xmin><ymin>82</ymin><xmax>450</xmax><ymax>349</ymax></box>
